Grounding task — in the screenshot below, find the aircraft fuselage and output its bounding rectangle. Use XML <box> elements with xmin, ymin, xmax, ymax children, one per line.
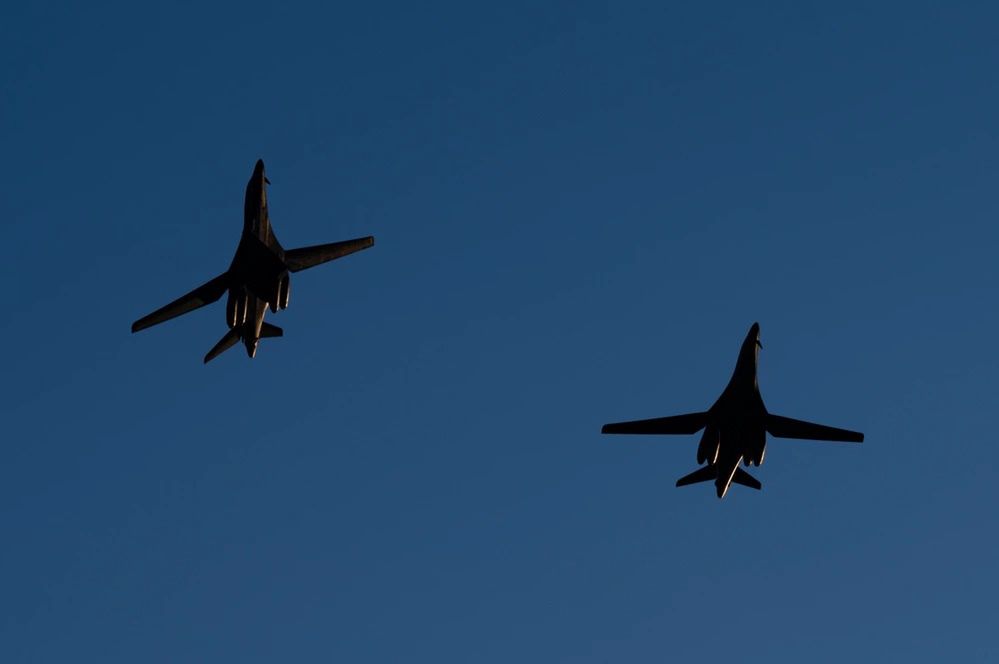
<box><xmin>696</xmin><ymin>323</ymin><xmax>768</xmax><ymax>497</ymax></box>
<box><xmin>226</xmin><ymin>159</ymin><xmax>292</xmax><ymax>357</ymax></box>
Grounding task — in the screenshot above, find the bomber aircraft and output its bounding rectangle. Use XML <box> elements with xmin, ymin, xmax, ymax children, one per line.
<box><xmin>132</xmin><ymin>160</ymin><xmax>374</xmax><ymax>362</ymax></box>
<box><xmin>601</xmin><ymin>323</ymin><xmax>863</xmax><ymax>498</ymax></box>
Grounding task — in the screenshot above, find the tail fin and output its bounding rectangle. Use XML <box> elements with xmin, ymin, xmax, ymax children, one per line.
<box><xmin>676</xmin><ymin>465</ymin><xmax>716</xmax><ymax>487</ymax></box>
<box><xmin>260</xmin><ymin>322</ymin><xmax>283</xmax><ymax>338</ymax></box>
<box><xmin>204</xmin><ymin>329</ymin><xmax>240</xmax><ymax>363</ymax></box>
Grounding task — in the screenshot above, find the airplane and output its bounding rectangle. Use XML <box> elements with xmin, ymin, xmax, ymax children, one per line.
<box><xmin>601</xmin><ymin>323</ymin><xmax>863</xmax><ymax>498</ymax></box>
<box><xmin>131</xmin><ymin>159</ymin><xmax>374</xmax><ymax>362</ymax></box>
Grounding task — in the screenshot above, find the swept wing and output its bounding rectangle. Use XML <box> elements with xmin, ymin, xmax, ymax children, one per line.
<box><xmin>601</xmin><ymin>412</ymin><xmax>708</xmax><ymax>435</ymax></box>
<box><xmin>132</xmin><ymin>273</ymin><xmax>230</xmax><ymax>333</ymax></box>
<box><xmin>284</xmin><ymin>236</ymin><xmax>375</xmax><ymax>273</ymax></box>
<box><xmin>766</xmin><ymin>414</ymin><xmax>864</xmax><ymax>443</ymax></box>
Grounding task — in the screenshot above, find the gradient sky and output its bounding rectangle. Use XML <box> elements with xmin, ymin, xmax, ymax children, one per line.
<box><xmin>2</xmin><ymin>2</ymin><xmax>998</xmax><ymax>662</ymax></box>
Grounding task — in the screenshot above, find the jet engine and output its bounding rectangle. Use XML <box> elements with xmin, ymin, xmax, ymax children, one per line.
<box><xmin>278</xmin><ymin>272</ymin><xmax>290</xmax><ymax>310</ymax></box>
<box><xmin>696</xmin><ymin>425</ymin><xmax>720</xmax><ymax>465</ymax></box>
<box><xmin>226</xmin><ymin>289</ymin><xmax>248</xmax><ymax>328</ymax></box>
<box><xmin>746</xmin><ymin>430</ymin><xmax>767</xmax><ymax>467</ymax></box>
<box><xmin>269</xmin><ymin>272</ymin><xmax>290</xmax><ymax>313</ymax></box>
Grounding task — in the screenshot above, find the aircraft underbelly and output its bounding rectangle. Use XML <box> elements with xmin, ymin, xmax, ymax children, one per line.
<box><xmin>251</xmin><ymin>299</ymin><xmax>265</xmax><ymax>340</ymax></box>
<box><xmin>239</xmin><ymin>298</ymin><xmax>266</xmax><ymax>357</ymax></box>
<box><xmin>232</xmin><ymin>233</ymin><xmax>286</xmax><ymax>300</ymax></box>
<box><xmin>716</xmin><ymin>416</ymin><xmax>765</xmax><ymax>454</ymax></box>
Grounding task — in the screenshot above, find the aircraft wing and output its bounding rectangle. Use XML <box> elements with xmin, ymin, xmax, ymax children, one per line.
<box><xmin>766</xmin><ymin>414</ymin><xmax>864</xmax><ymax>443</ymax></box>
<box><xmin>601</xmin><ymin>412</ymin><xmax>707</xmax><ymax>435</ymax></box>
<box><xmin>284</xmin><ymin>236</ymin><xmax>375</xmax><ymax>273</ymax></box>
<box><xmin>131</xmin><ymin>272</ymin><xmax>230</xmax><ymax>333</ymax></box>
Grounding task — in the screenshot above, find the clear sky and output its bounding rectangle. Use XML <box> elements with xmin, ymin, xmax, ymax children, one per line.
<box><xmin>2</xmin><ymin>1</ymin><xmax>997</xmax><ymax>662</ymax></box>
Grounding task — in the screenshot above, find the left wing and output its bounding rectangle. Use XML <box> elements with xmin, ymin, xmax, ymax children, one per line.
<box><xmin>601</xmin><ymin>412</ymin><xmax>707</xmax><ymax>435</ymax></box>
<box><xmin>284</xmin><ymin>236</ymin><xmax>374</xmax><ymax>272</ymax></box>
<box><xmin>132</xmin><ymin>272</ymin><xmax>230</xmax><ymax>333</ymax></box>
<box><xmin>766</xmin><ymin>414</ymin><xmax>864</xmax><ymax>443</ymax></box>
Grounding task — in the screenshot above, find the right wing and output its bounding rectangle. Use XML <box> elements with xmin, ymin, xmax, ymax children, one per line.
<box><xmin>131</xmin><ymin>272</ymin><xmax>230</xmax><ymax>333</ymax></box>
<box><xmin>766</xmin><ymin>414</ymin><xmax>864</xmax><ymax>443</ymax></box>
<box><xmin>601</xmin><ymin>412</ymin><xmax>707</xmax><ymax>435</ymax></box>
<box><xmin>284</xmin><ymin>236</ymin><xmax>374</xmax><ymax>273</ymax></box>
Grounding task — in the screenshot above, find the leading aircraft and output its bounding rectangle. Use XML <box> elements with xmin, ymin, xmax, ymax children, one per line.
<box><xmin>131</xmin><ymin>159</ymin><xmax>374</xmax><ymax>362</ymax></box>
<box><xmin>601</xmin><ymin>323</ymin><xmax>863</xmax><ymax>498</ymax></box>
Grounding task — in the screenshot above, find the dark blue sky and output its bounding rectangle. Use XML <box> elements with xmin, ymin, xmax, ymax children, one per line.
<box><xmin>2</xmin><ymin>2</ymin><xmax>997</xmax><ymax>661</ymax></box>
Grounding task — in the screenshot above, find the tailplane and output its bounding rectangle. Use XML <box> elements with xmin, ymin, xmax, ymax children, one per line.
<box><xmin>675</xmin><ymin>465</ymin><xmax>716</xmax><ymax>487</ymax></box>
<box><xmin>732</xmin><ymin>467</ymin><xmax>762</xmax><ymax>490</ymax></box>
<box><xmin>260</xmin><ymin>322</ymin><xmax>283</xmax><ymax>338</ymax></box>
<box><xmin>675</xmin><ymin>465</ymin><xmax>762</xmax><ymax>491</ymax></box>
<box><xmin>204</xmin><ymin>329</ymin><xmax>241</xmax><ymax>363</ymax></box>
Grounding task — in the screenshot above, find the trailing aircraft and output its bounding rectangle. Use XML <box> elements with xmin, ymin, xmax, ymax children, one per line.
<box><xmin>601</xmin><ymin>323</ymin><xmax>863</xmax><ymax>498</ymax></box>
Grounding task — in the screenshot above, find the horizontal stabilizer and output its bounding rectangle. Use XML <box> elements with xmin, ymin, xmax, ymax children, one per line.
<box><xmin>284</xmin><ymin>236</ymin><xmax>375</xmax><ymax>272</ymax></box>
<box><xmin>602</xmin><ymin>412</ymin><xmax>707</xmax><ymax>435</ymax></box>
<box><xmin>260</xmin><ymin>322</ymin><xmax>283</xmax><ymax>338</ymax></box>
<box><xmin>132</xmin><ymin>272</ymin><xmax>230</xmax><ymax>333</ymax></box>
<box><xmin>732</xmin><ymin>467</ymin><xmax>762</xmax><ymax>490</ymax></box>
<box><xmin>767</xmin><ymin>414</ymin><xmax>864</xmax><ymax>443</ymax></box>
<box><xmin>676</xmin><ymin>465</ymin><xmax>716</xmax><ymax>487</ymax></box>
<box><xmin>204</xmin><ymin>328</ymin><xmax>240</xmax><ymax>364</ymax></box>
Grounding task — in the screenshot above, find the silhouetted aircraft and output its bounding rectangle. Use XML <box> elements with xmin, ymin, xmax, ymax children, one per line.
<box><xmin>601</xmin><ymin>323</ymin><xmax>863</xmax><ymax>498</ymax></box>
<box><xmin>132</xmin><ymin>159</ymin><xmax>374</xmax><ymax>362</ymax></box>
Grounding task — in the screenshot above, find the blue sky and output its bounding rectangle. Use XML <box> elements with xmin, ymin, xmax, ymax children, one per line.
<box><xmin>2</xmin><ymin>1</ymin><xmax>997</xmax><ymax>662</ymax></box>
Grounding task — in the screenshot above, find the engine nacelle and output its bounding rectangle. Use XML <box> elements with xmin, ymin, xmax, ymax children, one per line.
<box><xmin>226</xmin><ymin>291</ymin><xmax>236</xmax><ymax>328</ymax></box>
<box><xmin>697</xmin><ymin>425</ymin><xmax>720</xmax><ymax>465</ymax></box>
<box><xmin>269</xmin><ymin>272</ymin><xmax>290</xmax><ymax>313</ymax></box>
<box><xmin>226</xmin><ymin>289</ymin><xmax>248</xmax><ymax>328</ymax></box>
<box><xmin>746</xmin><ymin>430</ymin><xmax>767</xmax><ymax>466</ymax></box>
<box><xmin>278</xmin><ymin>273</ymin><xmax>290</xmax><ymax>310</ymax></box>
